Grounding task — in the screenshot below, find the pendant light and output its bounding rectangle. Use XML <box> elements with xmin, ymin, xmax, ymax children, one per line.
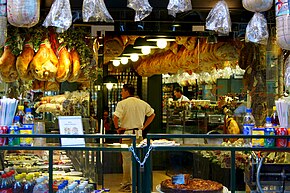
<box><xmin>122</xmin><ymin>45</ymin><xmax>143</xmax><ymax>62</ymax></box>
<box><xmin>147</xmin><ymin>36</ymin><xmax>175</xmax><ymax>49</ymax></box>
<box><xmin>111</xmin><ymin>59</ymin><xmax>121</xmax><ymax>67</ymax></box>
<box><xmin>133</xmin><ymin>37</ymin><xmax>158</xmax><ymax>55</ymax></box>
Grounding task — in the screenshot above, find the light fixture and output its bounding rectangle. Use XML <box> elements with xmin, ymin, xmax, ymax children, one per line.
<box><xmin>120</xmin><ymin>57</ymin><xmax>129</xmax><ymax>65</ymax></box>
<box><xmin>157</xmin><ymin>39</ymin><xmax>167</xmax><ymax>49</ymax></box>
<box><xmin>111</xmin><ymin>59</ymin><xmax>121</xmax><ymax>67</ymax></box>
<box><xmin>147</xmin><ymin>36</ymin><xmax>175</xmax><ymax>49</ymax></box>
<box><xmin>103</xmin><ymin>75</ymin><xmax>118</xmax><ymax>90</ymax></box>
<box><xmin>130</xmin><ymin>54</ymin><xmax>139</xmax><ymax>62</ymax></box>
<box><xmin>106</xmin><ymin>83</ymin><xmax>114</xmax><ymax>90</ymax></box>
<box><xmin>122</xmin><ymin>45</ymin><xmax>143</xmax><ymax>62</ymax></box>
<box><xmin>133</xmin><ymin>37</ymin><xmax>158</xmax><ymax>55</ymax></box>
<box><xmin>206</xmin><ymin>35</ymin><xmax>217</xmax><ymax>44</ymax></box>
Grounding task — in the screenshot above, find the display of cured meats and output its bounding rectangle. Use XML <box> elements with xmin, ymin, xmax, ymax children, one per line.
<box><xmin>135</xmin><ymin>37</ymin><xmax>239</xmax><ymax>77</ymax></box>
<box><xmin>30</xmin><ymin>38</ymin><xmax>58</xmax><ymax>82</ymax></box>
<box><xmin>7</xmin><ymin>0</ymin><xmax>40</xmax><ymax>28</ymax></box>
<box><xmin>0</xmin><ymin>44</ymin><xmax>18</xmax><ymax>82</ymax></box>
<box><xmin>56</xmin><ymin>44</ymin><xmax>71</xmax><ymax>82</ymax></box>
<box><xmin>67</xmin><ymin>48</ymin><xmax>81</xmax><ymax>82</ymax></box>
<box><xmin>16</xmin><ymin>38</ymin><xmax>34</xmax><ymax>81</ymax></box>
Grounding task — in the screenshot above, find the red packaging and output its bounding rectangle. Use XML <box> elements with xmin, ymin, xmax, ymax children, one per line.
<box><xmin>276</xmin><ymin>127</ymin><xmax>288</xmax><ymax>147</ymax></box>
<box><xmin>0</xmin><ymin>126</ymin><xmax>7</xmax><ymax>146</ymax></box>
<box><xmin>287</xmin><ymin>128</ymin><xmax>290</xmax><ymax>147</ymax></box>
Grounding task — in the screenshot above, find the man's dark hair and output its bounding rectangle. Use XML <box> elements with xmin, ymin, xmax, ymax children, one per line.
<box><xmin>174</xmin><ymin>87</ymin><xmax>183</xmax><ymax>94</ymax></box>
<box><xmin>123</xmin><ymin>84</ymin><xmax>135</xmax><ymax>95</ymax></box>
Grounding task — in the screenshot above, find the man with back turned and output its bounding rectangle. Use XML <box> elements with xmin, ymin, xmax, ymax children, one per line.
<box><xmin>113</xmin><ymin>84</ymin><xmax>155</xmax><ymax>192</ymax></box>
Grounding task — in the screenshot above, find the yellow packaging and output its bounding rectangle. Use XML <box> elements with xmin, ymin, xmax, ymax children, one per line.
<box><xmin>20</xmin><ymin>124</ymin><xmax>33</xmax><ymax>146</ymax></box>
<box><xmin>252</xmin><ymin>127</ymin><xmax>264</xmax><ymax>147</ymax></box>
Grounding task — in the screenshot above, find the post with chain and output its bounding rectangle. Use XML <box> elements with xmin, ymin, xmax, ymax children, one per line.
<box><xmin>129</xmin><ymin>145</ymin><xmax>153</xmax><ymax>193</ymax></box>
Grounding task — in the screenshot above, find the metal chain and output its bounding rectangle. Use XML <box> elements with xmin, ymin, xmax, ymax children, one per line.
<box><xmin>128</xmin><ymin>145</ymin><xmax>153</xmax><ymax>168</ymax></box>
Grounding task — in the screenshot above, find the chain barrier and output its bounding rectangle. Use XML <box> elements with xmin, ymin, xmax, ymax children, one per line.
<box><xmin>129</xmin><ymin>145</ymin><xmax>153</xmax><ymax>170</ymax></box>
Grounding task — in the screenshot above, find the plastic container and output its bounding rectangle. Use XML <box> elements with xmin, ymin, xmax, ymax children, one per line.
<box><xmin>32</xmin><ymin>177</ymin><xmax>48</xmax><ymax>193</ymax></box>
<box><xmin>243</xmin><ymin>108</ymin><xmax>255</xmax><ymax>147</ymax></box>
<box><xmin>33</xmin><ymin>121</ymin><xmax>46</xmax><ymax>146</ymax></box>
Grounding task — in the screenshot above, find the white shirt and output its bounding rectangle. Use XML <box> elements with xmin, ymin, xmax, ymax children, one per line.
<box><xmin>177</xmin><ymin>95</ymin><xmax>190</xmax><ymax>102</ymax></box>
<box><xmin>114</xmin><ymin>97</ymin><xmax>154</xmax><ymax>134</ymax></box>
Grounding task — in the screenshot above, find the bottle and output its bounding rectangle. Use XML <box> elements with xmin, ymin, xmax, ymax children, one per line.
<box><xmin>78</xmin><ymin>184</ymin><xmax>85</xmax><ymax>193</ymax></box>
<box><xmin>56</xmin><ymin>184</ymin><xmax>65</xmax><ymax>193</ymax></box>
<box><xmin>32</xmin><ymin>177</ymin><xmax>48</xmax><ymax>193</ymax></box>
<box><xmin>23</xmin><ymin>108</ymin><xmax>34</xmax><ymax>125</ymax></box>
<box><xmin>16</xmin><ymin>105</ymin><xmax>25</xmax><ymax>124</ymax></box>
<box><xmin>243</xmin><ymin>108</ymin><xmax>255</xmax><ymax>147</ymax></box>
<box><xmin>12</xmin><ymin>174</ymin><xmax>23</xmax><ymax>193</ymax></box>
<box><xmin>264</xmin><ymin>117</ymin><xmax>275</xmax><ymax>147</ymax></box>
<box><xmin>23</xmin><ymin>174</ymin><xmax>34</xmax><ymax>193</ymax></box>
<box><xmin>20</xmin><ymin>108</ymin><xmax>34</xmax><ymax>146</ymax></box>
<box><xmin>67</xmin><ymin>184</ymin><xmax>75</xmax><ymax>193</ymax></box>
<box><xmin>271</xmin><ymin>106</ymin><xmax>280</xmax><ymax>127</ymax></box>
<box><xmin>0</xmin><ymin>173</ymin><xmax>13</xmax><ymax>192</ymax></box>
<box><xmin>8</xmin><ymin>116</ymin><xmax>22</xmax><ymax>146</ymax></box>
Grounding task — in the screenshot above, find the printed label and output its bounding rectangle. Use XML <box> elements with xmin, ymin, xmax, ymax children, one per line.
<box><xmin>243</xmin><ymin>124</ymin><xmax>254</xmax><ymax>135</ymax></box>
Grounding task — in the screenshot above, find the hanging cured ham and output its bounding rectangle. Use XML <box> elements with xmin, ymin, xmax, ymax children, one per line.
<box><xmin>16</xmin><ymin>39</ymin><xmax>34</xmax><ymax>81</ymax></box>
<box><xmin>0</xmin><ymin>44</ymin><xmax>18</xmax><ymax>82</ymax></box>
<box><xmin>7</xmin><ymin>0</ymin><xmax>40</xmax><ymax>28</ymax></box>
<box><xmin>67</xmin><ymin>48</ymin><xmax>81</xmax><ymax>82</ymax></box>
<box><xmin>56</xmin><ymin>44</ymin><xmax>71</xmax><ymax>82</ymax></box>
<box><xmin>30</xmin><ymin>38</ymin><xmax>58</xmax><ymax>81</ymax></box>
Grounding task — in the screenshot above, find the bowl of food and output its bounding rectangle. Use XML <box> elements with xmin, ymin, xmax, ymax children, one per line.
<box><xmin>204</xmin><ymin>130</ymin><xmax>223</xmax><ymax>145</ymax></box>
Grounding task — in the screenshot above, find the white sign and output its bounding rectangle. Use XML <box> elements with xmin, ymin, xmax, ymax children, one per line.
<box><xmin>58</xmin><ymin>116</ymin><xmax>85</xmax><ymax>147</ymax></box>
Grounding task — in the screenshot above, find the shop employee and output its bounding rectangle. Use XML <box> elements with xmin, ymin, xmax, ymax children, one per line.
<box><xmin>113</xmin><ymin>84</ymin><xmax>155</xmax><ymax>192</ymax></box>
<box><xmin>174</xmin><ymin>87</ymin><xmax>190</xmax><ymax>102</ymax></box>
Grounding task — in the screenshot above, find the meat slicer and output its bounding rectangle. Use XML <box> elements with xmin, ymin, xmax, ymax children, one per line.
<box><xmin>245</xmin><ymin>152</ymin><xmax>290</xmax><ymax>193</ymax></box>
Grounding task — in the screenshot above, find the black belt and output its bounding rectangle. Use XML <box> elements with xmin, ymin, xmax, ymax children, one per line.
<box><xmin>126</xmin><ymin>128</ymin><xmax>138</xmax><ymax>134</ymax></box>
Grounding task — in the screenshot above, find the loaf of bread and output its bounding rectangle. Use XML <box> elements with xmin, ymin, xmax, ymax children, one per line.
<box><xmin>135</xmin><ymin>37</ymin><xmax>239</xmax><ymax>77</ymax></box>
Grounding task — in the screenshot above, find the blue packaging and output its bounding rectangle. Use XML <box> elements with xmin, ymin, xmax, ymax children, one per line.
<box><xmin>264</xmin><ymin>127</ymin><xmax>275</xmax><ymax>147</ymax></box>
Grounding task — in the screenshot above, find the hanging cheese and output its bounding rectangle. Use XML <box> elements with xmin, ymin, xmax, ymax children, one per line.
<box><xmin>7</xmin><ymin>0</ymin><xmax>40</xmax><ymax>28</ymax></box>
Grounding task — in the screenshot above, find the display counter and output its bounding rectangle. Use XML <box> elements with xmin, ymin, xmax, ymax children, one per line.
<box><xmin>3</xmin><ymin>133</ymin><xmax>290</xmax><ymax>193</ymax></box>
<box><xmin>0</xmin><ymin>134</ymin><xmax>137</xmax><ymax>193</ymax></box>
<box><xmin>144</xmin><ymin>134</ymin><xmax>290</xmax><ymax>193</ymax></box>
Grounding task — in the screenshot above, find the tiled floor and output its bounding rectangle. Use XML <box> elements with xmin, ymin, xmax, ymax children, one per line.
<box><xmin>103</xmin><ymin>170</ymin><xmax>169</xmax><ymax>193</ymax></box>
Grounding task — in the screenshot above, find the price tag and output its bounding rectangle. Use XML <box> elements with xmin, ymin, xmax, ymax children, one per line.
<box><xmin>172</xmin><ymin>174</ymin><xmax>186</xmax><ymax>185</ymax></box>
